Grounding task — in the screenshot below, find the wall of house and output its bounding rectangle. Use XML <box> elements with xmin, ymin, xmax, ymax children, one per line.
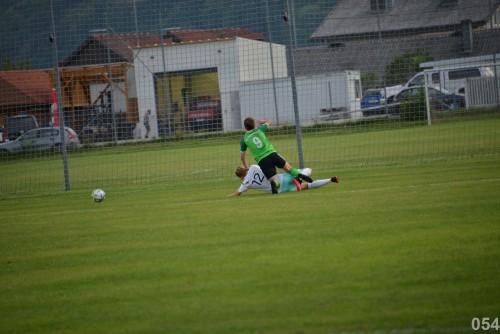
<box><xmin>236</xmin><ymin>38</ymin><xmax>287</xmax><ymax>82</ymax></box>
<box><xmin>239</xmin><ymin>71</ymin><xmax>362</xmax><ymax>126</ymax></box>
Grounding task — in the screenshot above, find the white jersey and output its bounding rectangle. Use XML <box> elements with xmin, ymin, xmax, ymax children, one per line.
<box><xmin>237</xmin><ymin>165</ymin><xmax>283</xmax><ymax>193</ymax></box>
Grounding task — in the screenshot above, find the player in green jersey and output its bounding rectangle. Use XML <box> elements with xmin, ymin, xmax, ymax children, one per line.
<box><xmin>239</xmin><ymin>117</ymin><xmax>313</xmax><ymax>194</ymax></box>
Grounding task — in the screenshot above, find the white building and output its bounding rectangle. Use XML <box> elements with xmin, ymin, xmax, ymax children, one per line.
<box><xmin>133</xmin><ymin>36</ymin><xmax>362</xmax><ymax>137</ymax></box>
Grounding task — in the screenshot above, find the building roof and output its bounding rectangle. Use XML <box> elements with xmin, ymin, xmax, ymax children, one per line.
<box><xmin>61</xmin><ymin>27</ymin><xmax>266</xmax><ymax>67</ymax></box>
<box><xmin>295</xmin><ymin>27</ymin><xmax>500</xmax><ymax>76</ymax></box>
<box><xmin>0</xmin><ymin>70</ymin><xmax>51</xmax><ymax>107</ymax></box>
<box><xmin>311</xmin><ymin>0</ymin><xmax>500</xmax><ymax>40</ymax></box>
<box><xmin>162</xmin><ymin>27</ymin><xmax>266</xmax><ymax>44</ymax></box>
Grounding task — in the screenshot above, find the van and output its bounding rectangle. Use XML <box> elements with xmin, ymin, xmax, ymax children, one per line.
<box><xmin>3</xmin><ymin>115</ymin><xmax>39</xmax><ymax>141</ymax></box>
<box><xmin>405</xmin><ymin>66</ymin><xmax>494</xmax><ymax>95</ymax></box>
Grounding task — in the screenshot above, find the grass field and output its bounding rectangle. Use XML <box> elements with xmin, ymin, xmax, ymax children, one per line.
<box><xmin>1</xmin><ymin>155</ymin><xmax>499</xmax><ymax>333</ymax></box>
<box><xmin>1</xmin><ymin>117</ymin><xmax>499</xmax><ymax>196</ymax></box>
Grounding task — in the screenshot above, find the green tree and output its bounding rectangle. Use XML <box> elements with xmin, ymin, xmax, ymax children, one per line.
<box><xmin>400</xmin><ymin>87</ymin><xmax>427</xmax><ymax>121</ymax></box>
<box><xmin>1</xmin><ymin>57</ymin><xmax>32</xmax><ymax>70</ymax></box>
<box><xmin>385</xmin><ymin>50</ymin><xmax>433</xmax><ymax>86</ymax></box>
<box><xmin>361</xmin><ymin>72</ymin><xmax>380</xmax><ymax>91</ymax></box>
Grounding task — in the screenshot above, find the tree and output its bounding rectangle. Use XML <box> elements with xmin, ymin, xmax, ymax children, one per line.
<box><xmin>385</xmin><ymin>50</ymin><xmax>433</xmax><ymax>86</ymax></box>
<box><xmin>1</xmin><ymin>57</ymin><xmax>32</xmax><ymax>70</ymax></box>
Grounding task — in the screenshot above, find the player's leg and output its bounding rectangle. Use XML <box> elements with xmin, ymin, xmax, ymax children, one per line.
<box><xmin>259</xmin><ymin>157</ymin><xmax>280</xmax><ymax>194</ymax></box>
<box><xmin>305</xmin><ymin>176</ymin><xmax>340</xmax><ymax>189</ymax></box>
<box><xmin>274</xmin><ymin>153</ymin><xmax>314</xmax><ymax>183</ymax></box>
<box><xmin>269</xmin><ymin>175</ymin><xmax>279</xmax><ymax>194</ymax></box>
<box><xmin>285</xmin><ymin>163</ymin><xmax>313</xmax><ymax>183</ymax></box>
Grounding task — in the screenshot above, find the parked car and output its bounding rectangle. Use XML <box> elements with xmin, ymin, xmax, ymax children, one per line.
<box><xmin>0</xmin><ymin>126</ymin><xmax>80</xmax><ymax>155</ymax></box>
<box><xmin>388</xmin><ymin>86</ymin><xmax>465</xmax><ymax>110</ymax></box>
<box><xmin>185</xmin><ymin>96</ymin><xmax>222</xmax><ymax>132</ymax></box>
<box><xmin>363</xmin><ymin>86</ymin><xmax>465</xmax><ymax>117</ymax></box>
<box><xmin>361</xmin><ymin>89</ymin><xmax>385</xmax><ymax>108</ymax></box>
<box><xmin>2</xmin><ymin>115</ymin><xmax>39</xmax><ymax>141</ymax></box>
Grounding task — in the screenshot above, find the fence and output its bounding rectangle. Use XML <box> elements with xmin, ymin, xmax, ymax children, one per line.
<box><xmin>0</xmin><ymin>0</ymin><xmax>499</xmax><ymax>196</ymax></box>
<box><xmin>467</xmin><ymin>76</ymin><xmax>500</xmax><ymax>107</ymax></box>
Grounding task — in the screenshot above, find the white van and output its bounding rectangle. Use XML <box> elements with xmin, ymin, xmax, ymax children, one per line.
<box><xmin>405</xmin><ymin>66</ymin><xmax>494</xmax><ymax>95</ymax></box>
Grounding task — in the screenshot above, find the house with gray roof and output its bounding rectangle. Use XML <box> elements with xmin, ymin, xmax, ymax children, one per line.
<box><xmin>295</xmin><ymin>0</ymin><xmax>500</xmax><ymax>87</ymax></box>
<box><xmin>311</xmin><ymin>0</ymin><xmax>499</xmax><ymax>41</ymax></box>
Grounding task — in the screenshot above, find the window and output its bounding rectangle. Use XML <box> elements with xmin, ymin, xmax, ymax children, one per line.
<box><xmin>427</xmin><ymin>88</ymin><xmax>442</xmax><ymax>98</ymax></box>
<box><xmin>408</xmin><ymin>74</ymin><xmax>425</xmax><ymax>87</ymax></box>
<box><xmin>440</xmin><ymin>0</ymin><xmax>460</xmax><ymax>7</ymax></box>
<box><xmin>448</xmin><ymin>68</ymin><xmax>481</xmax><ymax>80</ymax></box>
<box><xmin>23</xmin><ymin>130</ymin><xmax>40</xmax><ymax>140</ymax></box>
<box><xmin>490</xmin><ymin>8</ymin><xmax>500</xmax><ymax>27</ymax></box>
<box><xmin>371</xmin><ymin>0</ymin><xmax>395</xmax><ymax>12</ymax></box>
<box><xmin>431</xmin><ymin>73</ymin><xmax>440</xmax><ymax>84</ymax></box>
<box><xmin>354</xmin><ymin>79</ymin><xmax>361</xmax><ymax>99</ymax></box>
<box><xmin>40</xmin><ymin>129</ymin><xmax>57</xmax><ymax>138</ymax></box>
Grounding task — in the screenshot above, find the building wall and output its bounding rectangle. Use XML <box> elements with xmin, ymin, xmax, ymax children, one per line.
<box><xmin>239</xmin><ymin>71</ymin><xmax>362</xmax><ymax>126</ymax></box>
<box><xmin>236</xmin><ymin>38</ymin><xmax>287</xmax><ymax>82</ymax></box>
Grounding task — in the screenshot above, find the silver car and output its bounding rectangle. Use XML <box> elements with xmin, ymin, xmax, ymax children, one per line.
<box><xmin>0</xmin><ymin>127</ymin><xmax>80</xmax><ymax>155</ymax></box>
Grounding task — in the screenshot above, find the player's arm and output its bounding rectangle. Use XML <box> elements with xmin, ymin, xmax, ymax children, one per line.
<box><xmin>240</xmin><ymin>139</ymin><xmax>249</xmax><ymax>170</ymax></box>
<box><xmin>240</xmin><ymin>151</ymin><xmax>248</xmax><ymax>169</ymax></box>
<box><xmin>227</xmin><ymin>191</ymin><xmax>242</xmax><ymax>197</ymax></box>
<box><xmin>240</xmin><ymin>151</ymin><xmax>249</xmax><ymax>170</ymax></box>
<box><xmin>256</xmin><ymin>119</ymin><xmax>272</xmax><ymax>126</ymax></box>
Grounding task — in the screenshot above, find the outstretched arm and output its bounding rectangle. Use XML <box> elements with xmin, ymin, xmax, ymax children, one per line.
<box><xmin>227</xmin><ymin>191</ymin><xmax>242</xmax><ymax>197</ymax></box>
<box><xmin>257</xmin><ymin>119</ymin><xmax>272</xmax><ymax>126</ymax></box>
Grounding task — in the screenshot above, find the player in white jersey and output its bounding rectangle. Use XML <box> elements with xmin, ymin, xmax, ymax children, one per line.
<box><xmin>228</xmin><ymin>165</ymin><xmax>339</xmax><ymax>196</ymax></box>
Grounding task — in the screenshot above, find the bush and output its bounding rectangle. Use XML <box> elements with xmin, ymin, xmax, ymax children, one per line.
<box><xmin>400</xmin><ymin>87</ymin><xmax>427</xmax><ymax>121</ymax></box>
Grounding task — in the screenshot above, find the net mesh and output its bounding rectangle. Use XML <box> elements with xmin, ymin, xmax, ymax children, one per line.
<box><xmin>0</xmin><ymin>0</ymin><xmax>499</xmax><ymax>196</ymax></box>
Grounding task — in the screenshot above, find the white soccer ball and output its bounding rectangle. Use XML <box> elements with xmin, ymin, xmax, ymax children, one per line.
<box><xmin>301</xmin><ymin>168</ymin><xmax>312</xmax><ymax>177</ymax></box>
<box><xmin>92</xmin><ymin>188</ymin><xmax>105</xmax><ymax>202</ymax></box>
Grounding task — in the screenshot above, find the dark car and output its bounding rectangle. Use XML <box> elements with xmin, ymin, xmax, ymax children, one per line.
<box><xmin>3</xmin><ymin>115</ymin><xmax>39</xmax><ymax>141</ymax></box>
<box><xmin>389</xmin><ymin>86</ymin><xmax>465</xmax><ymax>109</ymax></box>
<box><xmin>384</xmin><ymin>86</ymin><xmax>466</xmax><ymax>116</ymax></box>
<box><xmin>0</xmin><ymin>126</ymin><xmax>80</xmax><ymax>155</ymax></box>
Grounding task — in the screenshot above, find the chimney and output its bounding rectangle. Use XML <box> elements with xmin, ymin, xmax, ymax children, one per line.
<box><xmin>462</xmin><ymin>20</ymin><xmax>473</xmax><ymax>53</ymax></box>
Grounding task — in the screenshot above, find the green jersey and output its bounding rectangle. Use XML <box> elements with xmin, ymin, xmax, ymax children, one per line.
<box><xmin>240</xmin><ymin>123</ymin><xmax>276</xmax><ymax>162</ymax></box>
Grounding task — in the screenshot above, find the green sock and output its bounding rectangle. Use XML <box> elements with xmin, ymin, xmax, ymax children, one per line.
<box><xmin>289</xmin><ymin>168</ymin><xmax>300</xmax><ymax>177</ymax></box>
<box><xmin>274</xmin><ymin>179</ymin><xmax>280</xmax><ymax>187</ymax></box>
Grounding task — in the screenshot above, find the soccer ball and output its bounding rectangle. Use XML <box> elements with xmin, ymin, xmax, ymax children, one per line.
<box><xmin>92</xmin><ymin>188</ymin><xmax>105</xmax><ymax>202</ymax></box>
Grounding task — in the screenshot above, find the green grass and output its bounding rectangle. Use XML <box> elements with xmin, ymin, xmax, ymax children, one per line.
<box><xmin>0</xmin><ymin>117</ymin><xmax>498</xmax><ymax>196</ymax></box>
<box><xmin>1</xmin><ymin>157</ymin><xmax>499</xmax><ymax>333</ymax></box>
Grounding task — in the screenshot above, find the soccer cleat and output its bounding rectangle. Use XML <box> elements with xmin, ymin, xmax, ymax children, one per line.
<box><xmin>271</xmin><ymin>180</ymin><xmax>279</xmax><ymax>194</ymax></box>
<box><xmin>298</xmin><ymin>173</ymin><xmax>313</xmax><ymax>183</ymax></box>
<box><xmin>331</xmin><ymin>176</ymin><xmax>339</xmax><ymax>183</ymax></box>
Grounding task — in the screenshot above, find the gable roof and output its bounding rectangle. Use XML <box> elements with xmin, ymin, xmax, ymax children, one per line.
<box><xmin>295</xmin><ymin>27</ymin><xmax>500</xmax><ymax>76</ymax></box>
<box><xmin>0</xmin><ymin>70</ymin><xmax>51</xmax><ymax>107</ymax></box>
<box><xmin>61</xmin><ymin>27</ymin><xmax>266</xmax><ymax>67</ymax></box>
<box><xmin>311</xmin><ymin>0</ymin><xmax>500</xmax><ymax>41</ymax></box>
